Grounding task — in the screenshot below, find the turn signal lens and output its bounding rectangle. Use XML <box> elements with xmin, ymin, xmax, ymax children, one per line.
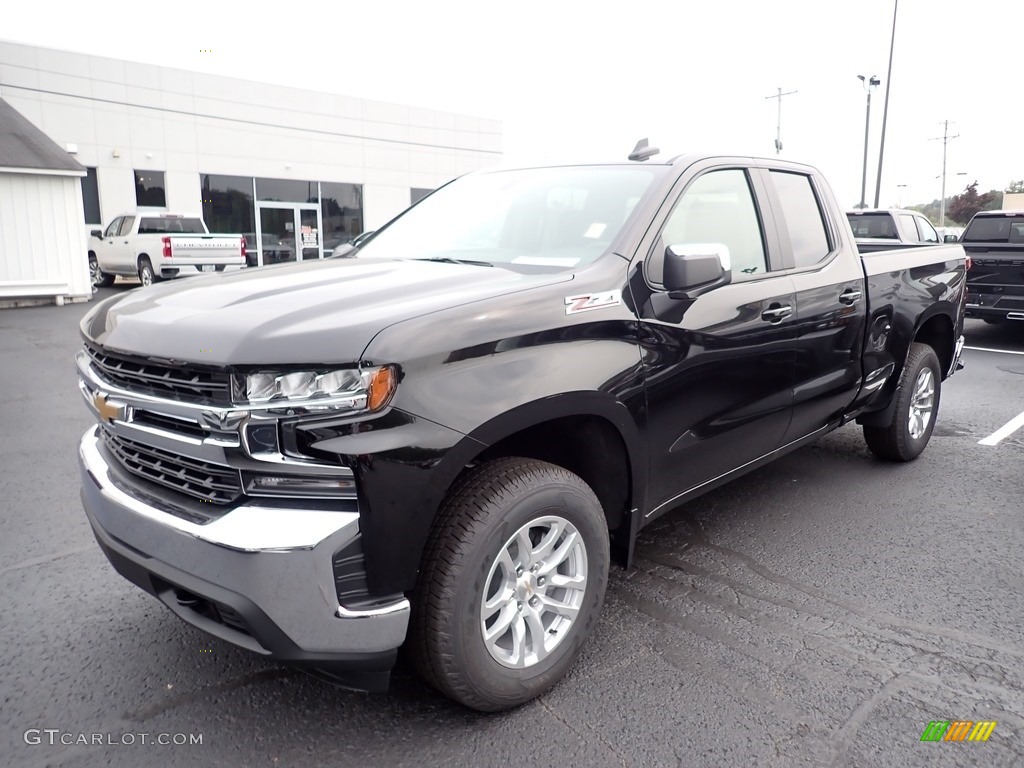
<box><xmin>366</xmin><ymin>366</ymin><xmax>397</xmax><ymax>412</ymax></box>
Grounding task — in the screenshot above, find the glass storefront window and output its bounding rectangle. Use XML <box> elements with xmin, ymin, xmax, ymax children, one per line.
<box><xmin>255</xmin><ymin>178</ymin><xmax>318</xmax><ymax>204</ymax></box>
<box><xmin>201</xmin><ymin>174</ymin><xmax>256</xmax><ymax>263</ymax></box>
<box><xmin>135</xmin><ymin>170</ymin><xmax>166</xmax><ymax>207</ymax></box>
<box><xmin>320</xmin><ymin>182</ymin><xmax>363</xmax><ymax>253</ymax></box>
<box><xmin>411</xmin><ymin>187</ymin><xmax>433</xmax><ymax>205</ymax></box>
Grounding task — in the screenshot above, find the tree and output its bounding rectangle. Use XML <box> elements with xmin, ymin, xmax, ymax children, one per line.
<box><xmin>946</xmin><ymin>182</ymin><xmax>1001</xmax><ymax>225</ymax></box>
<box><xmin>1007</xmin><ymin>180</ymin><xmax>1024</xmax><ymax>194</ymax></box>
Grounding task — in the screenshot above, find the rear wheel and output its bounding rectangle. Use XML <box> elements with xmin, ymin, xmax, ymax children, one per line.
<box><xmin>863</xmin><ymin>342</ymin><xmax>941</xmax><ymax>461</ymax></box>
<box><xmin>89</xmin><ymin>254</ymin><xmax>114</xmax><ymax>287</ymax></box>
<box><xmin>137</xmin><ymin>256</ymin><xmax>158</xmax><ymax>287</ymax></box>
<box><xmin>410</xmin><ymin>457</ymin><xmax>610</xmax><ymax>712</ymax></box>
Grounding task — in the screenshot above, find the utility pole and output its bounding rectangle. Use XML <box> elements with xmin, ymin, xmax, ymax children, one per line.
<box><xmin>873</xmin><ymin>0</ymin><xmax>899</xmax><ymax>207</ymax></box>
<box><xmin>765</xmin><ymin>87</ymin><xmax>798</xmax><ymax>154</ymax></box>
<box><xmin>930</xmin><ymin>120</ymin><xmax>959</xmax><ymax>227</ymax></box>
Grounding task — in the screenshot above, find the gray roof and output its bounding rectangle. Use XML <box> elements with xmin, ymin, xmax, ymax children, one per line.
<box><xmin>0</xmin><ymin>98</ymin><xmax>86</xmax><ymax>174</ymax></box>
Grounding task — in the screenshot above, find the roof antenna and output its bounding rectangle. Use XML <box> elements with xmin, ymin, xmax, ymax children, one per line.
<box><xmin>628</xmin><ymin>138</ymin><xmax>659</xmax><ymax>162</ymax></box>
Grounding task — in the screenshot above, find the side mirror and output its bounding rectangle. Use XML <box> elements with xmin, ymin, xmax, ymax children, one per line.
<box><xmin>327</xmin><ymin>243</ymin><xmax>356</xmax><ymax>259</ymax></box>
<box><xmin>663</xmin><ymin>243</ymin><xmax>731</xmax><ymax>298</ymax></box>
<box><xmin>943</xmin><ymin>234</ymin><xmax>958</xmax><ymax>243</ymax></box>
<box><xmin>90</xmin><ymin>229</ymin><xmax>103</xmax><ymax>239</ymax></box>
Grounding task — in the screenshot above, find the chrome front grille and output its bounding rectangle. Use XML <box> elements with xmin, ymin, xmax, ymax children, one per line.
<box><xmin>86</xmin><ymin>345</ymin><xmax>232</xmax><ymax>405</ymax></box>
<box><xmin>101</xmin><ymin>430</ymin><xmax>243</xmax><ymax>505</ymax></box>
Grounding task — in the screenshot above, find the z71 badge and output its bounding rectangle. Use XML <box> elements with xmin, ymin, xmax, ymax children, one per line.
<box><xmin>564</xmin><ymin>290</ymin><xmax>622</xmax><ymax>315</ymax></box>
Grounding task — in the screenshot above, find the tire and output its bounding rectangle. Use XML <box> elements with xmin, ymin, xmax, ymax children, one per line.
<box><xmin>89</xmin><ymin>254</ymin><xmax>115</xmax><ymax>287</ymax></box>
<box><xmin>137</xmin><ymin>256</ymin><xmax>158</xmax><ymax>287</ymax></box>
<box><xmin>410</xmin><ymin>457</ymin><xmax>610</xmax><ymax>712</ymax></box>
<box><xmin>863</xmin><ymin>342</ymin><xmax>941</xmax><ymax>462</ymax></box>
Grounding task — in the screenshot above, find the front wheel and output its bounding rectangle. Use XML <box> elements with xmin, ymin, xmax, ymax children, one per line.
<box><xmin>89</xmin><ymin>254</ymin><xmax>114</xmax><ymax>287</ymax></box>
<box><xmin>410</xmin><ymin>457</ymin><xmax>610</xmax><ymax>712</ymax></box>
<box><xmin>863</xmin><ymin>342</ymin><xmax>941</xmax><ymax>461</ymax></box>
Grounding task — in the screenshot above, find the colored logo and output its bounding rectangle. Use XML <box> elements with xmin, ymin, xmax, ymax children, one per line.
<box><xmin>920</xmin><ymin>720</ymin><xmax>996</xmax><ymax>742</ymax></box>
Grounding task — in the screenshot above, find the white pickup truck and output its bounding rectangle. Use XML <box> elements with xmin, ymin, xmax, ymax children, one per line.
<box><xmin>88</xmin><ymin>213</ymin><xmax>247</xmax><ymax>287</ymax></box>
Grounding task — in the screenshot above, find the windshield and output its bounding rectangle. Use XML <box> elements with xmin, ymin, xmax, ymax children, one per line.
<box><xmin>356</xmin><ymin>166</ymin><xmax>662</xmax><ymax>268</ymax></box>
<box><xmin>963</xmin><ymin>215</ymin><xmax>1024</xmax><ymax>243</ymax></box>
<box><xmin>139</xmin><ymin>217</ymin><xmax>206</xmax><ymax>234</ymax></box>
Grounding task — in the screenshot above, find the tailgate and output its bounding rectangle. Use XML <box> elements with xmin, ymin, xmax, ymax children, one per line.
<box><xmin>167</xmin><ymin>236</ymin><xmax>245</xmax><ymax>265</ymax></box>
<box><xmin>965</xmin><ymin>245</ymin><xmax>1024</xmax><ymax>313</ymax></box>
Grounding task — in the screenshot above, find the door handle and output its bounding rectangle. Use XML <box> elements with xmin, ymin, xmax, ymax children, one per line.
<box><xmin>839</xmin><ymin>288</ymin><xmax>862</xmax><ymax>305</ymax></box>
<box><xmin>761</xmin><ymin>304</ymin><xmax>793</xmax><ymax>323</ymax></box>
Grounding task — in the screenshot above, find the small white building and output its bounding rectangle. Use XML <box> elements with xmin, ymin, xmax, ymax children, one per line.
<box><xmin>0</xmin><ymin>97</ymin><xmax>91</xmax><ymax>303</ymax></box>
<box><xmin>0</xmin><ymin>40</ymin><xmax>503</xmax><ymax>303</ymax></box>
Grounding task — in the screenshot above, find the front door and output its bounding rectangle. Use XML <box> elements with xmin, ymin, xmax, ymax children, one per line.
<box><xmin>256</xmin><ymin>204</ymin><xmax>321</xmax><ymax>266</ymax></box>
<box><xmin>634</xmin><ymin>165</ymin><xmax>799</xmax><ymax>515</ymax></box>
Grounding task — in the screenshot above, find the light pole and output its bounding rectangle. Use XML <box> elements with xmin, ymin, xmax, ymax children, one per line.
<box><xmin>873</xmin><ymin>0</ymin><xmax>899</xmax><ymax>207</ymax></box>
<box><xmin>857</xmin><ymin>75</ymin><xmax>880</xmax><ymax>208</ymax></box>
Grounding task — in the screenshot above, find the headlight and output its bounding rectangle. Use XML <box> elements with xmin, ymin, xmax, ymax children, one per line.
<box><xmin>240</xmin><ymin>365</ymin><xmax>397</xmax><ymax>412</ymax></box>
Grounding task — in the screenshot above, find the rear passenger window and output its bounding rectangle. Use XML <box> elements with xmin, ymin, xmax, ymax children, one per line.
<box><xmin>897</xmin><ymin>214</ymin><xmax>920</xmax><ymax>242</ymax></box>
<box><xmin>649</xmin><ymin>169</ymin><xmax>767</xmax><ymax>283</ymax></box>
<box><xmin>768</xmin><ymin>171</ymin><xmax>831</xmax><ymax>268</ymax></box>
<box><xmin>915</xmin><ymin>217</ymin><xmax>939</xmax><ymax>243</ymax></box>
<box><xmin>118</xmin><ymin>216</ymin><xmax>135</xmax><ymax>237</ymax></box>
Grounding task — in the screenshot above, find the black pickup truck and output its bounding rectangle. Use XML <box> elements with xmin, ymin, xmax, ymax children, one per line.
<box><xmin>960</xmin><ymin>209</ymin><xmax>1024</xmax><ymax>324</ymax></box>
<box><xmin>77</xmin><ymin>153</ymin><xmax>967</xmax><ymax>712</ymax></box>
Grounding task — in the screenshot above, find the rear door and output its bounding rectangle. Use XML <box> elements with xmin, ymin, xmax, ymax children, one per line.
<box><xmin>759</xmin><ymin>167</ymin><xmax>867</xmax><ymax>443</ymax></box>
<box><xmin>632</xmin><ymin>161</ymin><xmax>798</xmax><ymax>514</ymax></box>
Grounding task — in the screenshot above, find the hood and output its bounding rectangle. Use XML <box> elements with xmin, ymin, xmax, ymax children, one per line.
<box><xmin>81</xmin><ymin>258</ymin><xmax>572</xmax><ymax>366</ymax></box>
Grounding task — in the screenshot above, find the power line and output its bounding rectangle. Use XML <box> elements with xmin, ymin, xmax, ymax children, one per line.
<box><xmin>764</xmin><ymin>87</ymin><xmax>797</xmax><ymax>154</ymax></box>
<box><xmin>0</xmin><ymin>82</ymin><xmax>502</xmax><ymax>155</ymax></box>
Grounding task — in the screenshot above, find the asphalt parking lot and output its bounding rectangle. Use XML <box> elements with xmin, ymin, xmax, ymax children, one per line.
<box><xmin>2</xmin><ymin>286</ymin><xmax>1023</xmax><ymax>768</ymax></box>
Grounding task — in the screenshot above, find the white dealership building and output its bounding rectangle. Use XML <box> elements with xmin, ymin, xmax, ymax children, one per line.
<box><xmin>0</xmin><ymin>40</ymin><xmax>503</xmax><ymax>304</ymax></box>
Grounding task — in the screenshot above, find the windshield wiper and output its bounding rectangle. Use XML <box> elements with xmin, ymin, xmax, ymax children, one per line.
<box><xmin>419</xmin><ymin>256</ymin><xmax>494</xmax><ymax>267</ymax></box>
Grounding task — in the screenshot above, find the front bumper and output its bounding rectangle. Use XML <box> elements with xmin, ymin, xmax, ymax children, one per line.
<box><xmin>78</xmin><ymin>426</ymin><xmax>409</xmax><ymax>691</ymax></box>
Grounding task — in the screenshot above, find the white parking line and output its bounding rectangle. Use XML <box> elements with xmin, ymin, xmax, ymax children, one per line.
<box><xmin>979</xmin><ymin>410</ymin><xmax>1024</xmax><ymax>446</ymax></box>
<box><xmin>965</xmin><ymin>346</ymin><xmax>1024</xmax><ymax>356</ymax></box>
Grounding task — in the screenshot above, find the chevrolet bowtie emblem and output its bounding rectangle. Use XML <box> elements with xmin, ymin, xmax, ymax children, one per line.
<box><xmin>93</xmin><ymin>393</ymin><xmax>125</xmax><ymax>424</ymax></box>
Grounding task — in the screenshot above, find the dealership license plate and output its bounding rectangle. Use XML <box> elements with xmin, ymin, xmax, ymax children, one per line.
<box><xmin>200</xmin><ymin>265</ymin><xmax>215</xmax><ymax>272</ymax></box>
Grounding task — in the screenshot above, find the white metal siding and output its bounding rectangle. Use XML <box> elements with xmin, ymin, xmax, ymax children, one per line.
<box><xmin>0</xmin><ymin>172</ymin><xmax>90</xmax><ymax>299</ymax></box>
<box><xmin>0</xmin><ymin>40</ymin><xmax>503</xmax><ymax>234</ymax></box>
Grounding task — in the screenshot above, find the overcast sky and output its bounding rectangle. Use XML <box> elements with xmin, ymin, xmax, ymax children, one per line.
<box><xmin>4</xmin><ymin>0</ymin><xmax>1021</xmax><ymax>209</ymax></box>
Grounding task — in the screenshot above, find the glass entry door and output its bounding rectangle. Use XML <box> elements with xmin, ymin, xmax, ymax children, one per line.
<box><xmin>256</xmin><ymin>204</ymin><xmax>321</xmax><ymax>266</ymax></box>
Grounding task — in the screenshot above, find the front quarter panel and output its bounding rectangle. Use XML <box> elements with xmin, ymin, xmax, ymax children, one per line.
<box><xmin>351</xmin><ymin>263</ymin><xmax>647</xmax><ymax>594</ymax></box>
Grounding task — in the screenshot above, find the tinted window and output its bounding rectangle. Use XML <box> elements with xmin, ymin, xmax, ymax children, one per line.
<box><xmin>201</xmin><ymin>174</ymin><xmax>254</xmax><ymax>240</ymax></box>
<box><xmin>81</xmin><ymin>167</ymin><xmax>101</xmax><ymax>225</ymax></box>
<box><xmin>915</xmin><ymin>217</ymin><xmax>939</xmax><ymax>243</ymax></box>
<box><xmin>769</xmin><ymin>171</ymin><xmax>830</xmax><ymax>267</ymax></box>
<box><xmin>356</xmin><ymin>166</ymin><xmax>661</xmax><ymax>269</ymax></box>
<box><xmin>650</xmin><ymin>169</ymin><xmax>767</xmax><ymax>283</ymax></box>
<box><xmin>896</xmin><ymin>213</ymin><xmax>920</xmax><ymax>241</ymax></box>
<box><xmin>139</xmin><ymin>217</ymin><xmax>205</xmax><ymax>234</ymax></box>
<box><xmin>134</xmin><ymin>170</ymin><xmax>166</xmax><ymax>207</ymax></box>
<box><xmin>848</xmin><ymin>212</ymin><xmax>898</xmax><ymax>239</ymax></box>
<box><xmin>963</xmin><ymin>215</ymin><xmax>1024</xmax><ymax>243</ymax></box>
<box><xmin>255</xmin><ymin>178</ymin><xmax>318</xmax><ymax>203</ymax></box>
<box><xmin>103</xmin><ymin>217</ymin><xmax>122</xmax><ymax>238</ymax></box>
<box><xmin>321</xmin><ymin>182</ymin><xmax>364</xmax><ymax>250</ymax></box>
<box><xmin>117</xmin><ymin>216</ymin><xmax>135</xmax><ymax>236</ymax></box>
